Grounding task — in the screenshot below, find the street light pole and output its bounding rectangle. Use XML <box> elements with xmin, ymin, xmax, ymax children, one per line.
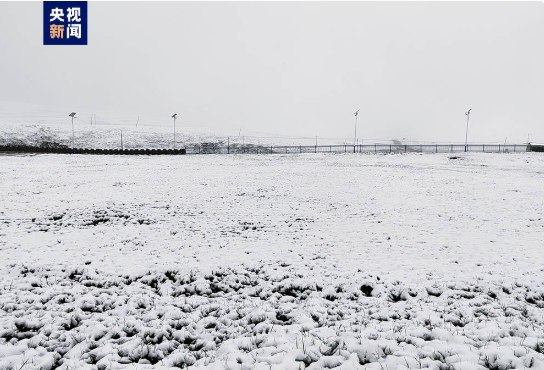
<box><xmin>69</xmin><ymin>112</ymin><xmax>77</xmax><ymax>149</ymax></box>
<box><xmin>464</xmin><ymin>109</ymin><xmax>471</xmax><ymax>152</ymax></box>
<box><xmin>172</xmin><ymin>113</ymin><xmax>178</xmax><ymax>149</ymax></box>
<box><xmin>354</xmin><ymin>110</ymin><xmax>359</xmax><ymax>146</ymax></box>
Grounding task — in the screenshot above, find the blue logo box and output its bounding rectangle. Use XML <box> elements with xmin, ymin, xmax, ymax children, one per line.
<box><xmin>43</xmin><ymin>1</ymin><xmax>87</xmax><ymax>45</ymax></box>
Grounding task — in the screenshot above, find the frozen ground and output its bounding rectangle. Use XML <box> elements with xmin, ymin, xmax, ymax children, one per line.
<box><xmin>0</xmin><ymin>152</ymin><xmax>543</xmax><ymax>370</ymax></box>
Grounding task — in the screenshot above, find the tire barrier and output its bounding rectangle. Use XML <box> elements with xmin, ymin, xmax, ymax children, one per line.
<box><xmin>0</xmin><ymin>145</ymin><xmax>186</xmax><ymax>155</ymax></box>
<box><xmin>527</xmin><ymin>144</ymin><xmax>544</xmax><ymax>152</ymax></box>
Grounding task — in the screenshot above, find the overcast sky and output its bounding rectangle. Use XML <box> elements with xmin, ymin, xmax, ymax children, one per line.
<box><xmin>0</xmin><ymin>1</ymin><xmax>543</xmax><ymax>143</ymax></box>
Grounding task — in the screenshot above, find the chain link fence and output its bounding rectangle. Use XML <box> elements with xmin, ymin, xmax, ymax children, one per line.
<box><xmin>185</xmin><ymin>143</ymin><xmax>528</xmax><ymax>154</ymax></box>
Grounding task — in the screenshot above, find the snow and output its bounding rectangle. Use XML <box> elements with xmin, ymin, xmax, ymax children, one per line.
<box><xmin>1</xmin><ymin>152</ymin><xmax>544</xmax><ymax>369</ymax></box>
<box><xmin>0</xmin><ymin>101</ymin><xmax>355</xmax><ymax>148</ymax></box>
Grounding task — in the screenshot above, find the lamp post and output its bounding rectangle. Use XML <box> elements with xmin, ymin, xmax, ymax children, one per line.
<box><xmin>172</xmin><ymin>113</ymin><xmax>177</xmax><ymax>149</ymax></box>
<box><xmin>464</xmin><ymin>109</ymin><xmax>471</xmax><ymax>152</ymax></box>
<box><xmin>69</xmin><ymin>112</ymin><xmax>76</xmax><ymax>148</ymax></box>
<box><xmin>354</xmin><ymin>110</ymin><xmax>359</xmax><ymax>147</ymax></box>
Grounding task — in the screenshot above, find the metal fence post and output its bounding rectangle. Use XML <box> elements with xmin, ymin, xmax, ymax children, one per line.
<box><xmin>514</xmin><ymin>144</ymin><xmax>517</xmax><ymax>152</ymax></box>
<box><xmin>390</xmin><ymin>144</ymin><xmax>392</xmax><ymax>153</ymax></box>
<box><xmin>435</xmin><ymin>144</ymin><xmax>438</xmax><ymax>153</ymax></box>
<box><xmin>405</xmin><ymin>144</ymin><xmax>407</xmax><ymax>153</ymax></box>
<box><xmin>375</xmin><ymin>143</ymin><xmax>377</xmax><ymax>153</ymax></box>
<box><xmin>450</xmin><ymin>144</ymin><xmax>453</xmax><ymax>152</ymax></box>
<box><xmin>330</xmin><ymin>145</ymin><xmax>332</xmax><ymax>152</ymax></box>
<box><xmin>498</xmin><ymin>144</ymin><xmax>501</xmax><ymax>153</ymax></box>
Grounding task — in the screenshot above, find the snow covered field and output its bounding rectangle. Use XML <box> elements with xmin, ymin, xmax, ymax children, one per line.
<box><xmin>1</xmin><ymin>152</ymin><xmax>544</xmax><ymax>370</ymax></box>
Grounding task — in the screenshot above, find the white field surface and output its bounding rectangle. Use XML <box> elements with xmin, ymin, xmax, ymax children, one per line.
<box><xmin>1</xmin><ymin>152</ymin><xmax>544</xmax><ymax>370</ymax></box>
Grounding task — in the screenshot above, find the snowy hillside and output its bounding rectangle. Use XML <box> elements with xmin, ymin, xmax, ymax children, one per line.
<box><xmin>0</xmin><ymin>101</ymin><xmax>240</xmax><ymax>149</ymax></box>
<box><xmin>1</xmin><ymin>152</ymin><xmax>543</xmax><ymax>369</ymax></box>
<box><xmin>2</xmin><ymin>101</ymin><xmax>511</xmax><ymax>150</ymax></box>
<box><xmin>0</xmin><ymin>102</ymin><xmax>372</xmax><ymax>149</ymax></box>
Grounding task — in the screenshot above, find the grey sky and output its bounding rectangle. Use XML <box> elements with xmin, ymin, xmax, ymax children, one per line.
<box><xmin>0</xmin><ymin>1</ymin><xmax>543</xmax><ymax>143</ymax></box>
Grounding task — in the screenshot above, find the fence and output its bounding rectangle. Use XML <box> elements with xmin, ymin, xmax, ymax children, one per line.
<box><xmin>0</xmin><ymin>143</ymin><xmax>530</xmax><ymax>155</ymax></box>
<box><xmin>185</xmin><ymin>143</ymin><xmax>528</xmax><ymax>155</ymax></box>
